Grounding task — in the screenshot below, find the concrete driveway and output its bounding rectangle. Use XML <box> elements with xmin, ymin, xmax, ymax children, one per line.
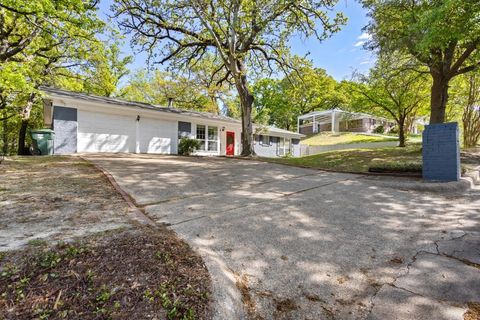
<box><xmin>85</xmin><ymin>154</ymin><xmax>480</xmax><ymax>320</ymax></box>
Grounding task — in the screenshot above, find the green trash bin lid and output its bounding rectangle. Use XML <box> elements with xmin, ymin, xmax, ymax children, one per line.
<box><xmin>30</xmin><ymin>129</ymin><xmax>55</xmax><ymax>134</ymax></box>
<box><xmin>31</xmin><ymin>129</ymin><xmax>55</xmax><ymax>139</ymax></box>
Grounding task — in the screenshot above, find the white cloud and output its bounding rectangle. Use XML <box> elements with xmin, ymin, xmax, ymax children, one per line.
<box><xmin>353</xmin><ymin>32</ymin><xmax>372</xmax><ymax>47</ymax></box>
<box><xmin>359</xmin><ymin>59</ymin><xmax>373</xmax><ymax>65</ymax></box>
<box><xmin>358</xmin><ymin>32</ymin><xmax>372</xmax><ymax>41</ymax></box>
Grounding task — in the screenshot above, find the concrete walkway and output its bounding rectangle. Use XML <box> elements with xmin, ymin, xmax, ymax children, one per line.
<box><xmin>85</xmin><ymin>154</ymin><xmax>480</xmax><ymax>320</ymax></box>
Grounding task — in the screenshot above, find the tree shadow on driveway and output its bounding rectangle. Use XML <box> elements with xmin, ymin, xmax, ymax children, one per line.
<box><xmin>85</xmin><ymin>154</ymin><xmax>480</xmax><ymax>320</ymax></box>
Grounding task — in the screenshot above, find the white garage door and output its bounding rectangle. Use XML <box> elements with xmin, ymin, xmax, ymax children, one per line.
<box><xmin>139</xmin><ymin>117</ymin><xmax>177</xmax><ymax>154</ymax></box>
<box><xmin>78</xmin><ymin>110</ymin><xmax>136</xmax><ymax>153</ymax></box>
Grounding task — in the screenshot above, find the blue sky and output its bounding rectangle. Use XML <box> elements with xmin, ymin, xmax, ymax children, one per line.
<box><xmin>289</xmin><ymin>1</ymin><xmax>374</xmax><ymax>80</ymax></box>
<box><xmin>98</xmin><ymin>0</ymin><xmax>373</xmax><ymax>82</ymax></box>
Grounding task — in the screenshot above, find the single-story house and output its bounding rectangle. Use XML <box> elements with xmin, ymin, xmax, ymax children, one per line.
<box><xmin>298</xmin><ymin>109</ymin><xmax>399</xmax><ymax>135</ymax></box>
<box><xmin>41</xmin><ymin>87</ymin><xmax>303</xmax><ymax>157</ymax></box>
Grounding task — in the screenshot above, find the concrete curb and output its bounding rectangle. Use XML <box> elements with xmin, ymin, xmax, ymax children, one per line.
<box><xmin>248</xmin><ymin>156</ymin><xmax>423</xmax><ymax>178</ymax></box>
<box><xmin>463</xmin><ymin>166</ymin><xmax>480</xmax><ymax>185</ymax></box>
<box><xmin>365</xmin><ymin>176</ymin><xmax>473</xmax><ymax>193</ymax></box>
<box><xmin>80</xmin><ymin>156</ymin><xmax>156</xmax><ymax>226</ymax></box>
<box><xmin>251</xmin><ymin>157</ymin><xmax>478</xmax><ymax>193</ymax></box>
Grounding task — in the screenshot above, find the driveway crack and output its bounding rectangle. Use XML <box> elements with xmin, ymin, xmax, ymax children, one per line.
<box><xmin>209</xmin><ymin>177</ymin><xmax>360</xmax><ymax>219</ymax></box>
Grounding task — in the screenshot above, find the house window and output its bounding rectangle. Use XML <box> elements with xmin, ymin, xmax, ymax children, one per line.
<box><xmin>285</xmin><ymin>139</ymin><xmax>291</xmax><ymax>154</ymax></box>
<box><xmin>178</xmin><ymin>121</ymin><xmax>191</xmax><ymax>139</ymax></box>
<box><xmin>277</xmin><ymin>138</ymin><xmax>291</xmax><ymax>156</ymax></box>
<box><xmin>278</xmin><ymin>138</ymin><xmax>284</xmax><ymax>156</ymax></box>
<box><xmin>196</xmin><ymin>125</ymin><xmax>206</xmax><ymax>150</ymax></box>
<box><xmin>196</xmin><ymin>124</ymin><xmax>219</xmax><ymax>152</ymax></box>
<box><xmin>207</xmin><ymin>126</ymin><xmax>218</xmax><ymax>151</ymax></box>
<box><xmin>261</xmin><ymin>135</ymin><xmax>269</xmax><ymax>145</ymax></box>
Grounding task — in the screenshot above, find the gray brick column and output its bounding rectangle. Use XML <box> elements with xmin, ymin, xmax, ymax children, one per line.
<box><xmin>422</xmin><ymin>122</ymin><xmax>460</xmax><ymax>182</ymax></box>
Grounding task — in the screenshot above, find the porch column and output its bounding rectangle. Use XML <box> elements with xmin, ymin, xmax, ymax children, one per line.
<box><xmin>312</xmin><ymin>115</ymin><xmax>316</xmax><ymax>133</ymax></box>
<box><xmin>218</xmin><ymin>128</ymin><xmax>221</xmax><ymax>155</ymax></box>
<box><xmin>331</xmin><ymin>111</ymin><xmax>335</xmax><ymax>133</ymax></box>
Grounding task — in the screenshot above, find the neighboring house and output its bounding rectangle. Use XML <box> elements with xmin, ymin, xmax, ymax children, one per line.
<box><xmin>298</xmin><ymin>109</ymin><xmax>398</xmax><ymax>135</ymax></box>
<box><xmin>42</xmin><ymin>87</ymin><xmax>303</xmax><ymax>157</ymax></box>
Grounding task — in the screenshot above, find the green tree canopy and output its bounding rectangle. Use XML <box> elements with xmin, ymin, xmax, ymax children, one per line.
<box><xmin>0</xmin><ymin>0</ymin><xmax>128</xmax><ymax>155</ymax></box>
<box><xmin>252</xmin><ymin>61</ymin><xmax>344</xmax><ymax>130</ymax></box>
<box><xmin>362</xmin><ymin>0</ymin><xmax>480</xmax><ymax>124</ymax></box>
<box><xmin>354</xmin><ymin>55</ymin><xmax>430</xmax><ymax>147</ymax></box>
<box><xmin>120</xmin><ymin>69</ymin><xmax>226</xmax><ymax>114</ymax></box>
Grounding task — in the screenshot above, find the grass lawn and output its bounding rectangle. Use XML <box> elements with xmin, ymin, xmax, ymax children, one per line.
<box><xmin>301</xmin><ymin>132</ymin><xmax>398</xmax><ymax>146</ymax></box>
<box><xmin>263</xmin><ymin>144</ymin><xmax>423</xmax><ymax>173</ymax></box>
<box><xmin>263</xmin><ymin>143</ymin><xmax>479</xmax><ymax>174</ymax></box>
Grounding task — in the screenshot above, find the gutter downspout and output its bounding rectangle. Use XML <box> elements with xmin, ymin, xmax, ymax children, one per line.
<box><xmin>135</xmin><ymin>115</ymin><xmax>140</xmax><ymax>154</ymax></box>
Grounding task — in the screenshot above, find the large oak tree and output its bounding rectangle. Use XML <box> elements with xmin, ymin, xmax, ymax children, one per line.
<box><xmin>0</xmin><ymin>0</ymin><xmax>119</xmax><ymax>154</ymax></box>
<box><xmin>362</xmin><ymin>0</ymin><xmax>480</xmax><ymax>124</ymax></box>
<box><xmin>112</xmin><ymin>0</ymin><xmax>346</xmax><ymax>155</ymax></box>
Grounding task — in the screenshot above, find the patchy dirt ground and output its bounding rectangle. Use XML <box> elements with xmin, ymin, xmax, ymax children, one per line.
<box><xmin>0</xmin><ymin>156</ymin><xmax>213</xmax><ymax>319</ymax></box>
<box><xmin>0</xmin><ymin>227</ymin><xmax>212</xmax><ymax>320</ymax></box>
<box><xmin>0</xmin><ymin>156</ymin><xmax>131</xmax><ymax>251</ymax></box>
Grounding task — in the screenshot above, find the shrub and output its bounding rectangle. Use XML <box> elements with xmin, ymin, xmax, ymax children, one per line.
<box><xmin>369</xmin><ymin>161</ymin><xmax>422</xmax><ymax>173</ymax></box>
<box><xmin>374</xmin><ymin>125</ymin><xmax>385</xmax><ymax>134</ymax></box>
<box><xmin>178</xmin><ymin>138</ymin><xmax>201</xmax><ymax>156</ymax></box>
<box><xmin>282</xmin><ymin>151</ymin><xmax>293</xmax><ymax>159</ymax></box>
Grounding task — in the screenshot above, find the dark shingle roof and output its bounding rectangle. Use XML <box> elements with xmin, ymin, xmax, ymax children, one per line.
<box><xmin>41</xmin><ymin>86</ymin><xmax>241</xmax><ymax>124</ymax></box>
<box><xmin>41</xmin><ymin>86</ymin><xmax>304</xmax><ymax>137</ymax></box>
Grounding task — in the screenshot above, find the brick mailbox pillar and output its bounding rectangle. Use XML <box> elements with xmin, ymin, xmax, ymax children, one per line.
<box><xmin>422</xmin><ymin>122</ymin><xmax>460</xmax><ymax>182</ymax></box>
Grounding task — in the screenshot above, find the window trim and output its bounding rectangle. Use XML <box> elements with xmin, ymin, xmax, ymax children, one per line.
<box><xmin>277</xmin><ymin>137</ymin><xmax>292</xmax><ymax>156</ymax></box>
<box><xmin>196</xmin><ymin>124</ymin><xmax>219</xmax><ymax>153</ymax></box>
<box><xmin>196</xmin><ymin>124</ymin><xmax>206</xmax><ymax>151</ymax></box>
<box><xmin>261</xmin><ymin>135</ymin><xmax>269</xmax><ymax>146</ymax></box>
<box><xmin>207</xmin><ymin>126</ymin><xmax>219</xmax><ymax>152</ymax></box>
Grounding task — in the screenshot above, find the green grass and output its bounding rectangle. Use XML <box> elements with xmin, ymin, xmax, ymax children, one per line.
<box><xmin>301</xmin><ymin>132</ymin><xmax>398</xmax><ymax>146</ymax></box>
<box><xmin>263</xmin><ymin>143</ymin><xmax>477</xmax><ymax>174</ymax></box>
<box><xmin>262</xmin><ymin>144</ymin><xmax>423</xmax><ymax>173</ymax></box>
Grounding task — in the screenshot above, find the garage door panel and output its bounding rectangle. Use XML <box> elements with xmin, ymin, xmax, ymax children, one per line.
<box><xmin>78</xmin><ymin>110</ymin><xmax>135</xmax><ymax>153</ymax></box>
<box><xmin>139</xmin><ymin>118</ymin><xmax>177</xmax><ymax>154</ymax></box>
<box><xmin>77</xmin><ymin>110</ymin><xmax>177</xmax><ymax>154</ymax></box>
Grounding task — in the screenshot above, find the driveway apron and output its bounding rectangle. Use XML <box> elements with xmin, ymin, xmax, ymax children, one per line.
<box><xmin>85</xmin><ymin>154</ymin><xmax>480</xmax><ymax>320</ymax></box>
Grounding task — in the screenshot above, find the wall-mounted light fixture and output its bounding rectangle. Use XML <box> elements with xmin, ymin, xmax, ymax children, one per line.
<box><xmin>136</xmin><ymin>115</ymin><xmax>140</xmax><ymax>122</ymax></box>
<box><xmin>221</xmin><ymin>126</ymin><xmax>225</xmax><ymax>131</ymax></box>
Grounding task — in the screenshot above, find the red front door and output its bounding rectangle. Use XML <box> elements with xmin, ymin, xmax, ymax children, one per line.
<box><xmin>226</xmin><ymin>131</ymin><xmax>235</xmax><ymax>156</ymax></box>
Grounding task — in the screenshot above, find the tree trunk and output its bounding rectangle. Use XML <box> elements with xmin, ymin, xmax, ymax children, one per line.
<box><xmin>463</xmin><ymin>107</ymin><xmax>480</xmax><ymax>148</ymax></box>
<box><xmin>398</xmin><ymin>117</ymin><xmax>406</xmax><ymax>147</ymax></box>
<box><xmin>17</xmin><ymin>92</ymin><xmax>36</xmax><ymax>155</ymax></box>
<box><xmin>429</xmin><ymin>73</ymin><xmax>450</xmax><ymax>124</ymax></box>
<box><xmin>462</xmin><ymin>74</ymin><xmax>480</xmax><ymax>148</ymax></box>
<box><xmin>17</xmin><ymin>119</ymin><xmax>29</xmax><ymax>155</ymax></box>
<box><xmin>2</xmin><ymin>110</ymin><xmax>7</xmax><ymax>155</ymax></box>
<box><xmin>233</xmin><ymin>60</ymin><xmax>254</xmax><ymax>156</ymax></box>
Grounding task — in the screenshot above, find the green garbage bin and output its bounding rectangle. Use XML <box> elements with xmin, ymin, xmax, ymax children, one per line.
<box><xmin>30</xmin><ymin>129</ymin><xmax>55</xmax><ymax>155</ymax></box>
